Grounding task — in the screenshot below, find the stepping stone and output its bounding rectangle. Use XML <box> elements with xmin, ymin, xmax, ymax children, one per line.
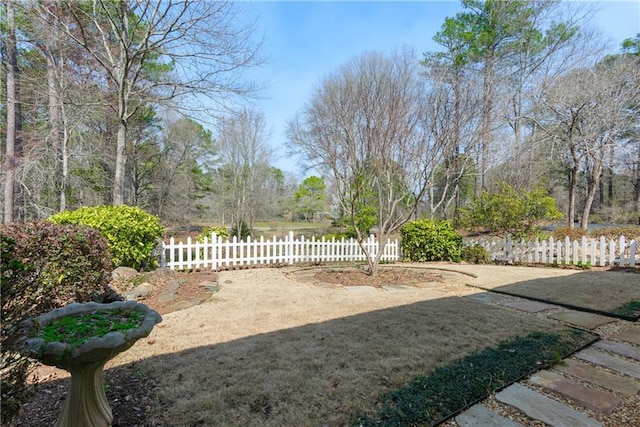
<box><xmin>528</xmin><ymin>370</ymin><xmax>620</xmax><ymax>413</ymax></box>
<box><xmin>500</xmin><ymin>300</ymin><xmax>557</xmax><ymax>313</ymax></box>
<box><xmin>157</xmin><ymin>290</ymin><xmax>178</xmax><ymax>303</ymax></box>
<box><xmin>167</xmin><ymin>278</ymin><xmax>186</xmax><ymax>291</ymax></box>
<box><xmin>612</xmin><ymin>327</ymin><xmax>640</xmax><ymax>346</ymax></box>
<box><xmin>465</xmin><ymin>292</ymin><xmax>509</xmax><ymax>303</ymax></box>
<box><xmin>199</xmin><ymin>280</ymin><xmax>219</xmax><ymax>293</ymax></box>
<box><xmin>592</xmin><ymin>340</ymin><xmax>640</xmax><ymax>362</ymax></box>
<box><xmin>548</xmin><ymin>311</ymin><xmax>616</xmax><ymax>329</ymax></box>
<box><xmin>554</xmin><ymin>359</ymin><xmax>640</xmax><ymax>396</ymax></box>
<box><xmin>455</xmin><ymin>404</ymin><xmax>523</xmax><ymax>427</ymax></box>
<box><xmin>165</xmin><ymin>300</ymin><xmax>198</xmax><ymax>312</ymax></box>
<box><xmin>575</xmin><ymin>349</ymin><xmax>640</xmax><ymax>379</ymax></box>
<box><xmin>124</xmin><ymin>282</ymin><xmax>154</xmax><ymax>300</ymax></box>
<box><xmin>495</xmin><ymin>383</ymin><xmax>602</xmax><ymax>427</ymax></box>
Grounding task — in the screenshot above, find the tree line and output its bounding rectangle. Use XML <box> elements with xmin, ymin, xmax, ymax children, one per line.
<box><xmin>2</xmin><ymin>0</ymin><xmax>639</xmax><ymax>237</ymax></box>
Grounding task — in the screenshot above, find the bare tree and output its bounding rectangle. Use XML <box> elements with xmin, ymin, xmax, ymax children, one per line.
<box><xmin>538</xmin><ymin>57</ymin><xmax>640</xmax><ymax>229</ymax></box>
<box><xmin>420</xmin><ymin>59</ymin><xmax>480</xmax><ymax>219</ymax></box>
<box><xmin>215</xmin><ymin>108</ymin><xmax>272</xmax><ymax>235</ymax></box>
<box><xmin>40</xmin><ymin>0</ymin><xmax>263</xmax><ymax>205</ymax></box>
<box><xmin>2</xmin><ymin>1</ymin><xmax>22</xmax><ymax>223</ymax></box>
<box><xmin>288</xmin><ymin>49</ymin><xmax>444</xmax><ymax>275</ymax></box>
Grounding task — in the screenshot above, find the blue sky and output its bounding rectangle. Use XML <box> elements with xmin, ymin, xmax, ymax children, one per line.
<box><xmin>244</xmin><ymin>1</ymin><xmax>640</xmax><ymax>177</ymax></box>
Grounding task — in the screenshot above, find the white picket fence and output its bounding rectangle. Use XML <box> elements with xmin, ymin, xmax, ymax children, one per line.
<box><xmin>160</xmin><ymin>231</ymin><xmax>400</xmax><ymax>271</ymax></box>
<box><xmin>471</xmin><ymin>235</ymin><xmax>638</xmax><ymax>267</ymax></box>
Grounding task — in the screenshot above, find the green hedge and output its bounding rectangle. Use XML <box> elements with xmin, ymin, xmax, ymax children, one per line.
<box><xmin>50</xmin><ymin>205</ymin><xmax>164</xmax><ymax>270</ymax></box>
<box><xmin>400</xmin><ymin>219</ymin><xmax>462</xmax><ymax>262</ymax></box>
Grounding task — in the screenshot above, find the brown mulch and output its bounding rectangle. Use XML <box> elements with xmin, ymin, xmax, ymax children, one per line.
<box><xmin>312</xmin><ymin>267</ymin><xmax>444</xmax><ymax>287</ymax></box>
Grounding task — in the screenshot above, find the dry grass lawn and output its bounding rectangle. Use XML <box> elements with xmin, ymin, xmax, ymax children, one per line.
<box><xmin>96</xmin><ymin>267</ymin><xmax>594</xmax><ymax>426</ymax></box>
<box><xmin>449</xmin><ymin>265</ymin><xmax>640</xmax><ymax>318</ymax></box>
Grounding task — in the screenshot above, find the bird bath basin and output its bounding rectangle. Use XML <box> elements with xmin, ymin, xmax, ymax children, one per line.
<box><xmin>19</xmin><ymin>300</ymin><xmax>162</xmax><ymax>427</ymax></box>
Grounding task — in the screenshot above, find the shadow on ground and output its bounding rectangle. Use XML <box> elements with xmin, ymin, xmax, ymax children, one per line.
<box><xmin>467</xmin><ymin>268</ymin><xmax>640</xmax><ymax>321</ymax></box>
<box><xmin>14</xmin><ymin>290</ymin><xmax>596</xmax><ymax>426</ymax></box>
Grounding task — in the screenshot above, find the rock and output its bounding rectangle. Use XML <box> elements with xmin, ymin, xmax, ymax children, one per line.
<box><xmin>124</xmin><ymin>283</ymin><xmax>155</xmax><ymax>301</ymax></box>
<box><xmin>199</xmin><ymin>281</ymin><xmax>219</xmax><ymax>293</ymax></box>
<box><xmin>145</xmin><ymin>267</ymin><xmax>176</xmax><ymax>281</ymax></box>
<box><xmin>112</xmin><ymin>267</ymin><xmax>139</xmax><ymax>281</ymax></box>
<box><xmin>167</xmin><ymin>279</ymin><xmax>186</xmax><ymax>291</ymax></box>
<box><xmin>157</xmin><ymin>291</ymin><xmax>177</xmax><ymax>303</ymax></box>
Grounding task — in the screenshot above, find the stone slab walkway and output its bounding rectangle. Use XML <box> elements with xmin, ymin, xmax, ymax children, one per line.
<box><xmin>553</xmin><ymin>358</ymin><xmax>640</xmax><ymax>396</ymax></box>
<box><xmin>455</xmin><ymin>403</ymin><xmax>523</xmax><ymax>427</ymax></box>
<box><xmin>464</xmin><ymin>292</ymin><xmax>510</xmax><ymax>303</ymax></box>
<box><xmin>495</xmin><ymin>383</ymin><xmax>603</xmax><ymax>427</ymax></box>
<box><xmin>548</xmin><ymin>311</ymin><xmax>617</xmax><ymax>329</ymax></box>
<box><xmin>592</xmin><ymin>340</ymin><xmax>640</xmax><ymax>361</ymax></box>
<box><xmin>612</xmin><ymin>327</ymin><xmax>640</xmax><ymax>345</ymax></box>
<box><xmin>500</xmin><ymin>299</ymin><xmax>558</xmax><ymax>313</ymax></box>
<box><xmin>528</xmin><ymin>370</ymin><xmax>621</xmax><ymax>413</ymax></box>
<box><xmin>449</xmin><ymin>271</ymin><xmax>640</xmax><ymax>427</ymax></box>
<box><xmin>575</xmin><ymin>348</ymin><xmax>640</xmax><ymax>379</ymax></box>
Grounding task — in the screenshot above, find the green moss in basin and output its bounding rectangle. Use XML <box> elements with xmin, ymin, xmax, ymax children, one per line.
<box><xmin>36</xmin><ymin>309</ymin><xmax>145</xmax><ymax>349</ymax></box>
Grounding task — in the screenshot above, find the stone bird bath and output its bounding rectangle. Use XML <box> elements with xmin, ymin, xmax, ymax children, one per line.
<box><xmin>19</xmin><ymin>301</ymin><xmax>162</xmax><ymax>427</ymax></box>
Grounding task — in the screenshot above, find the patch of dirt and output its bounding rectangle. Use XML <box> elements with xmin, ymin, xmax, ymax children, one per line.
<box><xmin>312</xmin><ymin>267</ymin><xmax>444</xmax><ymax>287</ymax></box>
<box><xmin>134</xmin><ymin>269</ymin><xmax>218</xmax><ymax>315</ymax></box>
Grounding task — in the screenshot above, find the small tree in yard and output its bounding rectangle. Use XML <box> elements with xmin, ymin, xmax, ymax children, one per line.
<box><xmin>459</xmin><ymin>183</ymin><xmax>562</xmax><ymax>239</ymax></box>
<box><xmin>288</xmin><ymin>49</ymin><xmax>444</xmax><ymax>275</ymax></box>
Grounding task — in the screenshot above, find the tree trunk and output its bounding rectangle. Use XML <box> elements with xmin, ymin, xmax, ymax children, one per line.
<box><xmin>46</xmin><ymin>53</ymin><xmax>63</xmax><ymax>211</ymax></box>
<box><xmin>4</xmin><ymin>1</ymin><xmax>21</xmax><ymax>223</ymax></box>
<box><xmin>113</xmin><ymin>121</ymin><xmax>127</xmax><ymax>205</ymax></box>
<box><xmin>634</xmin><ymin>142</ymin><xmax>640</xmax><ymax>216</ymax></box>
<box><xmin>479</xmin><ymin>57</ymin><xmax>495</xmax><ymax>192</ymax></box>
<box><xmin>112</xmin><ymin>2</ymin><xmax>129</xmax><ymax>206</ymax></box>
<box><xmin>581</xmin><ymin>155</ymin><xmax>604</xmax><ymax>230</ymax></box>
<box><xmin>567</xmin><ymin>167</ymin><xmax>577</xmax><ymax>228</ymax></box>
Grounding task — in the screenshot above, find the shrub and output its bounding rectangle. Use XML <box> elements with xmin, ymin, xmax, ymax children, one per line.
<box><xmin>400</xmin><ymin>219</ymin><xmax>463</xmax><ymax>262</ymax></box>
<box><xmin>230</xmin><ymin>220</ymin><xmax>251</xmax><ymax>240</ymax></box>
<box><xmin>50</xmin><ymin>205</ymin><xmax>164</xmax><ymax>270</ymax></box>
<box><xmin>197</xmin><ymin>225</ymin><xmax>229</xmax><ymax>242</ymax></box>
<box><xmin>1</xmin><ymin>221</ymin><xmax>113</xmax><ymax>425</ymax></box>
<box><xmin>553</xmin><ymin>226</ymin><xmax>588</xmax><ymax>241</ymax></box>
<box><xmin>461</xmin><ymin>244</ymin><xmax>490</xmax><ymax>264</ymax></box>
<box><xmin>590</xmin><ymin>226</ymin><xmax>640</xmax><ymax>241</ymax></box>
<box><xmin>589</xmin><ymin>215</ymin><xmax>605</xmax><ymax>225</ymax></box>
<box><xmin>323</xmin><ymin>232</ymin><xmax>353</xmax><ymax>241</ymax></box>
<box><xmin>458</xmin><ymin>183</ymin><xmax>562</xmax><ymax>239</ymax></box>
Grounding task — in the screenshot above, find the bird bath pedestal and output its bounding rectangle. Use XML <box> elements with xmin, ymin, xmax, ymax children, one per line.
<box><xmin>19</xmin><ymin>301</ymin><xmax>162</xmax><ymax>427</ymax></box>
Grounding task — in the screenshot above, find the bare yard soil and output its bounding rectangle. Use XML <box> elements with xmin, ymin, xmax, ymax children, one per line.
<box><xmin>12</xmin><ymin>264</ymin><xmax>634</xmax><ymax>426</ymax></box>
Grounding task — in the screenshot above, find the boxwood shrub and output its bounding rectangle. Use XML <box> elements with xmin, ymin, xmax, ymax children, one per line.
<box><xmin>400</xmin><ymin>219</ymin><xmax>463</xmax><ymax>262</ymax></box>
<box><xmin>461</xmin><ymin>244</ymin><xmax>491</xmax><ymax>264</ymax></box>
<box><xmin>50</xmin><ymin>205</ymin><xmax>164</xmax><ymax>270</ymax></box>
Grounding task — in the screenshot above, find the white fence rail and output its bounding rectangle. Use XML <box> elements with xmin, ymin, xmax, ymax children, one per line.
<box><xmin>471</xmin><ymin>235</ymin><xmax>638</xmax><ymax>267</ymax></box>
<box><xmin>160</xmin><ymin>231</ymin><xmax>399</xmax><ymax>271</ymax></box>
